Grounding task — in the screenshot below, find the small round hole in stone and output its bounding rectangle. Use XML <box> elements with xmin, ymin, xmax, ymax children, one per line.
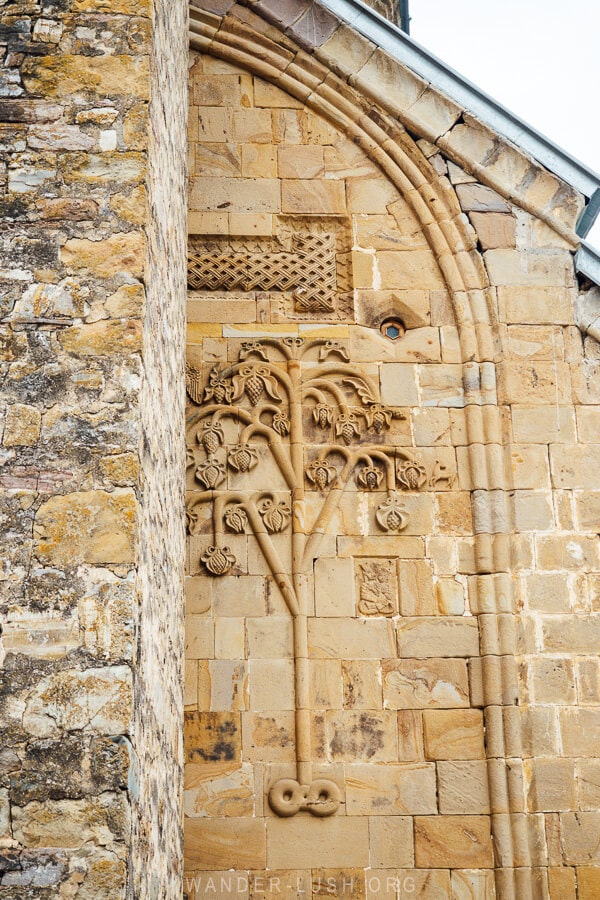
<box><xmin>380</xmin><ymin>317</ymin><xmax>406</xmax><ymax>341</ymax></box>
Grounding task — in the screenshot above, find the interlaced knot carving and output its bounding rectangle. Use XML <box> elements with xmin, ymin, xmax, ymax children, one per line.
<box><xmin>187</xmin><ymin>233</ymin><xmax>337</xmax><ymax>312</ymax></box>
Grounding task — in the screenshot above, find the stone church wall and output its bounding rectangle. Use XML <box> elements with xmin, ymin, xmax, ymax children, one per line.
<box><xmin>183</xmin><ymin>4</ymin><xmax>600</xmax><ymax>899</ymax></box>
<box><xmin>1</xmin><ymin>0</ymin><xmax>599</xmax><ymax>897</ymax></box>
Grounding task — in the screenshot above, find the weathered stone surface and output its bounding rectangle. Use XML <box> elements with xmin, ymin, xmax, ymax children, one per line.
<box><xmin>382</xmin><ymin>658</ymin><xmax>469</xmax><ymax>709</ymax></box>
<box><xmin>414</xmin><ymin>815</ymin><xmax>494</xmax><ymax>868</ymax></box>
<box><xmin>60</xmin><ymin>232</ymin><xmax>146</xmax><ymax>278</ymax></box>
<box><xmin>22</xmin><ymin>667</ymin><xmax>132</xmax><ymax>738</ymax></box>
<box><xmin>33</xmin><ymin>490</ymin><xmax>136</xmax><ymax>566</ymax></box>
<box><xmin>21</xmin><ymin>56</ymin><xmax>150</xmax><ymax>100</ymax></box>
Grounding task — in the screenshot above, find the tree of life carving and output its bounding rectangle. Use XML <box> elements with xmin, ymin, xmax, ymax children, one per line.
<box><xmin>185</xmin><ymin>337</ymin><xmax>448</xmax><ymax>818</ymax></box>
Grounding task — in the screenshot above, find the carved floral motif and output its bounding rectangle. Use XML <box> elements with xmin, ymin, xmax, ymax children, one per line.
<box><xmin>201</xmin><ymin>545</ymin><xmax>236</xmax><ymax>576</ymax></box>
<box><xmin>195</xmin><ymin>457</ymin><xmax>226</xmax><ymax>490</ymax></box>
<box><xmin>305</xmin><ymin>458</ymin><xmax>337</xmax><ymax>490</ymax></box>
<box><xmin>185</xmin><ymin>337</ymin><xmax>422</xmax><ymax>817</ymax></box>
<box><xmin>376</xmin><ymin>493</ymin><xmax>409</xmax><ymax>532</ymax></box>
<box><xmin>258</xmin><ymin>498</ymin><xmax>291</xmax><ymax>533</ymax></box>
<box><xmin>396</xmin><ymin>459</ymin><xmax>427</xmax><ymax>490</ymax></box>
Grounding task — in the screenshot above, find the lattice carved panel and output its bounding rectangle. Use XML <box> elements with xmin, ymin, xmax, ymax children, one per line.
<box><xmin>188</xmin><ymin>219</ymin><xmax>353</xmax><ymax>318</ymax></box>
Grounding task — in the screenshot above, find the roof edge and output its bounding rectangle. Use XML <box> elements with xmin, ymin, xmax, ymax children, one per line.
<box><xmin>318</xmin><ymin>0</ymin><xmax>600</xmax><ymax>221</ymax></box>
<box><xmin>576</xmin><ymin>242</ymin><xmax>600</xmax><ymax>287</ymax></box>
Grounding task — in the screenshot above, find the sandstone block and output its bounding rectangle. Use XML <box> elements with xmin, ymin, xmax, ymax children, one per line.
<box><xmin>412</xmin><ymin>408</ymin><xmax>451</xmax><ymax>446</ymax></box>
<box><xmin>560</xmin><ymin>709</ymin><xmax>600</xmax><ymax>757</ymax></box>
<box><xmin>185</xmin><ymin>761</ymin><xmax>254</xmax><ymax>818</ymax></box>
<box><xmin>397</xmin><ymin>710</ymin><xmax>425</xmax><ymax>761</ymax></box>
<box><xmin>232</xmin><ymin>109</ymin><xmax>272</xmax><ymax>143</ymax></box>
<box><xmin>456</xmin><ymin>183</ymin><xmax>511</xmax><ymax>213</ymax></box>
<box><xmin>379</xmin><ymin>363</ymin><xmax>419</xmax><ymax>405</ymax></box>
<box><xmin>560</xmin><ymin>812</ymin><xmax>600</xmax><ymax>864</ymax></box>
<box><xmin>513</xmin><ymin>490</ymin><xmax>554</xmax><ymax>532</ymax></box>
<box><xmin>241</xmin><ymin>712</ymin><xmax>295</xmax><ymax>763</ymax></box>
<box><xmin>34</xmin><ymin>490</ymin><xmax>136</xmax><ymax>566</ymax></box>
<box><xmin>190</xmin><ymin>176</ymin><xmax>281</xmax><ymax>212</ymax></box>
<box><xmin>23</xmin><ymin>666</ymin><xmax>132</xmax><ymax>737</ymax></box>
<box><xmin>577</xmin><ymin>867</ymin><xmax>600</xmax><ymax>899</ymax></box>
<box><xmin>509</xmin><ymin>444</ymin><xmax>551</xmax><ymax>489</ymax></box>
<box><xmin>437</xmin><ymin>760</ymin><xmax>490</xmax><ymax>814</ymax></box>
<box><xmin>512</xmin><ymin>406</ymin><xmax>576</xmax><ymax>443</ymax></box>
<box><xmin>309</xmin><ymin>617</ymin><xmax>395</xmax><ymax>659</ymax></box>
<box><xmin>60</xmin><ymin>319</ymin><xmax>142</xmax><ymax>356</ymax></box>
<box><xmin>314</xmin><ymin>557</ymin><xmax>355</xmax><ymax>616</ymax></box>
<box><xmin>435</xmin><ymin>492</ymin><xmax>473</xmax><ymax>536</ymax></box>
<box><xmin>527</xmin><ymin>758</ymin><xmax>576</xmax><ymax>812</ymax></box>
<box><xmin>382</xmin><ymin>658</ymin><xmax>469</xmax><ymax>709</ymax></box>
<box><xmin>499</xmin><ymin>285</ymin><xmax>575</xmax><ymax>324</ymax></box>
<box><xmin>536</xmin><ymin>535</ymin><xmax>599</xmax><ymax>571</ymax></box>
<box><xmin>450</xmin><ymin>869</ymin><xmax>497</xmax><ymax>899</ymax></box>
<box><xmin>21</xmin><ymin>55</ymin><xmax>150</xmax><ymax>99</ymax></box>
<box><xmin>12</xmin><ymin>794</ymin><xmax>129</xmax><ymax>849</ymax></box>
<box><xmin>185</xmin><ymin>817</ymin><xmax>266</xmax><ymax>870</ymax></box>
<box><xmin>423</xmin><ymin>709</ymin><xmax>485</xmax><ymax>760</ymax></box>
<box><xmin>577</xmin><ymin>761</ymin><xmax>600</xmax><ymax>812</ymax></box>
<box><xmin>278</xmin><ymin>145</ymin><xmax>324</xmax><ymax>178</ymax></box>
<box><xmin>531</xmin><ymin>657</ymin><xmax>575</xmax><ymax>704</ymax></box>
<box><xmin>499</xmin><ymin>361</ymin><xmax>571</xmax><ymax>405</ymax></box>
<box><xmin>547</xmin><ymin>867</ymin><xmax>576</xmax><ymax>899</ymax></box>
<box><xmin>214</xmin><ymin>617</ymin><xmax>245</xmax><ymax>659</ymax></box>
<box><xmin>185</xmin><ymin>711</ymin><xmax>241</xmax><ymax>765</ymax></box>
<box><xmin>377</xmin><ymin>250</ymin><xmax>445</xmax><ymax>290</ymax></box>
<box><xmin>310</xmin><ymin>659</ymin><xmax>343</xmax><ymax>709</ymax></box>
<box><xmin>397</xmin><ymin>617</ymin><xmax>479</xmax><ymax>658</ymax></box>
<box><xmin>266</xmin><ymin>817</ymin><xmax>368</xmax><ymax>869</ymax></box>
<box><xmin>469</xmin><ymin>212</ymin><xmax>516</xmax><ymax>249</ymax></box>
<box><xmin>550</xmin><ymin>445</ymin><xmax>600</xmax><ymax>489</ymax></box>
<box><xmin>61</xmin><ymin>232</ymin><xmax>146</xmax><ymax>278</ymax></box>
<box><xmin>342</xmin><ymin>660</ymin><xmax>382</xmax><ymax>710</ymax></box>
<box><xmin>398</xmin><ymin>559</ymin><xmax>435</xmax><ymax>615</ymax></box>
<box><xmin>542</xmin><ymin>616</ymin><xmax>600</xmax><ymax>654</ymax></box>
<box><xmin>281</xmin><ymin>179</ymin><xmax>346</xmax><ymax>214</ymax></box>
<box><xmin>368</xmin><ymin>816</ymin><xmax>414</xmax><ymax>867</ymax></box>
<box><xmin>327</xmin><ymin>710</ymin><xmax>398</xmax><ymax>762</ymax></box>
<box><xmin>524</xmin><ymin>572</ymin><xmax>571</xmax><ymax>613</ymax></box>
<box><xmin>414</xmin><ymin>815</ymin><xmax>493</xmax><ymax>868</ymax></box>
<box><xmin>208</xmin><ymin>660</ymin><xmax>248</xmax><ymax>712</ymax></box>
<box><xmin>344</xmin><ymin>762</ymin><xmax>436</xmax><ymax>815</ymax></box>
<box><xmin>575</xmin><ymin>491</ymin><xmax>600</xmax><ymax>531</ymax></box>
<box><xmin>346</xmin><ymin>177</ymin><xmax>399</xmax><ymax>214</ymax></box>
<box><xmin>249</xmin><ymin>659</ymin><xmax>295</xmax><ymax>710</ymax></box>
<box><xmin>485</xmin><ymin>249</ymin><xmax>571</xmax><ymax>287</ymax></box>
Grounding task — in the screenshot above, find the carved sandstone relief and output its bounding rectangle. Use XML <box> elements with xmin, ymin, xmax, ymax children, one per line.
<box><xmin>185</xmin><ymin>336</ymin><xmax>452</xmax><ymax>817</ymax></box>
<box><xmin>187</xmin><ymin>218</ymin><xmax>353</xmax><ymax>320</ymax></box>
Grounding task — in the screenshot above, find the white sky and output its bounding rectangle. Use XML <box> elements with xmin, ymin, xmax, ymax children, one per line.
<box><xmin>410</xmin><ymin>0</ymin><xmax>600</xmax><ymax>249</ymax></box>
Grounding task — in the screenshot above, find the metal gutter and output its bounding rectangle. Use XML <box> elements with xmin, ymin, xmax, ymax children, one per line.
<box><xmin>318</xmin><ymin>0</ymin><xmax>600</xmax><ymax>224</ymax></box>
<box><xmin>576</xmin><ymin>242</ymin><xmax>600</xmax><ymax>286</ymax></box>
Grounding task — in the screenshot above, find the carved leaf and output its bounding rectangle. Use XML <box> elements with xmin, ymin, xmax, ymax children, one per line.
<box><xmin>339</xmin><ymin>375</ymin><xmax>378</xmax><ymax>405</ymax></box>
<box><xmin>185</xmin><ymin>363</ymin><xmax>204</xmax><ymax>405</ymax></box>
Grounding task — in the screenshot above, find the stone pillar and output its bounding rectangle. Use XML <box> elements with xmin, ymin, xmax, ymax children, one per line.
<box><xmin>0</xmin><ymin>1</ymin><xmax>187</xmax><ymax>895</ymax></box>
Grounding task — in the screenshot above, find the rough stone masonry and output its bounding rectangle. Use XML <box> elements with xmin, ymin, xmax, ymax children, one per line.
<box><xmin>2</xmin><ymin>0</ymin><xmax>600</xmax><ymax>897</ymax></box>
